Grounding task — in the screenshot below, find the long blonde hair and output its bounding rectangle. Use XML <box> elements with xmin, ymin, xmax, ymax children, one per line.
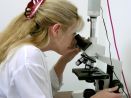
<box><xmin>0</xmin><ymin>0</ymin><xmax>83</xmax><ymax>64</ymax></box>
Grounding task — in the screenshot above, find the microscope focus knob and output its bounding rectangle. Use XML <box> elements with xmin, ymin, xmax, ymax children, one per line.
<box><xmin>83</xmin><ymin>89</ymin><xmax>96</xmax><ymax>98</ymax></box>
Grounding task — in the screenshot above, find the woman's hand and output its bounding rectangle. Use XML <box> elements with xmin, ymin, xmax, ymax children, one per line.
<box><xmin>59</xmin><ymin>36</ymin><xmax>80</xmax><ymax>64</ymax></box>
<box><xmin>91</xmin><ymin>86</ymin><xmax>123</xmax><ymax>98</ymax></box>
<box><xmin>54</xmin><ymin>47</ymin><xmax>80</xmax><ymax>79</ymax></box>
<box><xmin>60</xmin><ymin>47</ymin><xmax>80</xmax><ymax>64</ymax></box>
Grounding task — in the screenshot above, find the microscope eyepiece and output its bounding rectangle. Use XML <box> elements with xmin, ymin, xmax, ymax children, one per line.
<box><xmin>75</xmin><ymin>34</ymin><xmax>92</xmax><ymax>51</ymax></box>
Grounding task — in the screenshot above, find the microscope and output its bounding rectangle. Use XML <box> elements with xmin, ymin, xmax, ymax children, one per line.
<box><xmin>72</xmin><ymin>0</ymin><xmax>123</xmax><ymax>98</ymax></box>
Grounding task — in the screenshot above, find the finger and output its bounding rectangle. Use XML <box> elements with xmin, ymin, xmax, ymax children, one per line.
<box><xmin>63</xmin><ymin>48</ymin><xmax>80</xmax><ymax>57</ymax></box>
<box><xmin>107</xmin><ymin>86</ymin><xmax>119</xmax><ymax>92</ymax></box>
<box><xmin>71</xmin><ymin>48</ymin><xmax>80</xmax><ymax>53</ymax></box>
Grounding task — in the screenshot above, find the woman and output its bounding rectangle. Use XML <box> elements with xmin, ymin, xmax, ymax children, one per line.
<box><xmin>0</xmin><ymin>0</ymin><xmax>122</xmax><ymax>98</ymax></box>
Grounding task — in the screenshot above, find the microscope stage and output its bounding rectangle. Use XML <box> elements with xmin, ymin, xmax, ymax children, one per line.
<box><xmin>72</xmin><ymin>67</ymin><xmax>109</xmax><ymax>81</ymax></box>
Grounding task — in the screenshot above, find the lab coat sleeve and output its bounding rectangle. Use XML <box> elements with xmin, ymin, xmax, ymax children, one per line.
<box><xmin>50</xmin><ymin>67</ymin><xmax>63</xmax><ymax>95</ymax></box>
<box><xmin>11</xmin><ymin>63</ymin><xmax>52</xmax><ymax>98</ymax></box>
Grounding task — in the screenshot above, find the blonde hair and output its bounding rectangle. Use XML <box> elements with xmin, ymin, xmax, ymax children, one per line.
<box><xmin>0</xmin><ymin>0</ymin><xmax>84</xmax><ymax>64</ymax></box>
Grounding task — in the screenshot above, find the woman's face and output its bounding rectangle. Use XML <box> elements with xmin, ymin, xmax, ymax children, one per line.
<box><xmin>52</xmin><ymin>23</ymin><xmax>78</xmax><ymax>55</ymax></box>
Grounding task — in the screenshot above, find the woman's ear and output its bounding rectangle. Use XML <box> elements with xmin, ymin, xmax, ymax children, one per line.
<box><xmin>53</xmin><ymin>24</ymin><xmax>61</xmax><ymax>33</ymax></box>
<box><xmin>50</xmin><ymin>23</ymin><xmax>61</xmax><ymax>37</ymax></box>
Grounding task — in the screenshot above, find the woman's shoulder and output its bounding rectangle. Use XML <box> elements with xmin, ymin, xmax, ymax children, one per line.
<box><xmin>13</xmin><ymin>44</ymin><xmax>41</xmax><ymax>55</ymax></box>
<box><xmin>17</xmin><ymin>44</ymin><xmax>39</xmax><ymax>52</ymax></box>
<box><xmin>7</xmin><ymin>44</ymin><xmax>46</xmax><ymax>70</ymax></box>
<box><xmin>6</xmin><ymin>44</ymin><xmax>43</xmax><ymax>64</ymax></box>
<box><xmin>14</xmin><ymin>44</ymin><xmax>43</xmax><ymax>59</ymax></box>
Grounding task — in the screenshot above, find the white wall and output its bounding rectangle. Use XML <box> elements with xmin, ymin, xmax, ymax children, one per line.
<box><xmin>0</xmin><ymin>0</ymin><xmax>29</xmax><ymax>31</ymax></box>
<box><xmin>0</xmin><ymin>0</ymin><xmax>131</xmax><ymax>94</ymax></box>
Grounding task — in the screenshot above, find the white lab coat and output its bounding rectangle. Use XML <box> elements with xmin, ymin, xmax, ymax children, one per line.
<box><xmin>0</xmin><ymin>44</ymin><xmax>62</xmax><ymax>98</ymax></box>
